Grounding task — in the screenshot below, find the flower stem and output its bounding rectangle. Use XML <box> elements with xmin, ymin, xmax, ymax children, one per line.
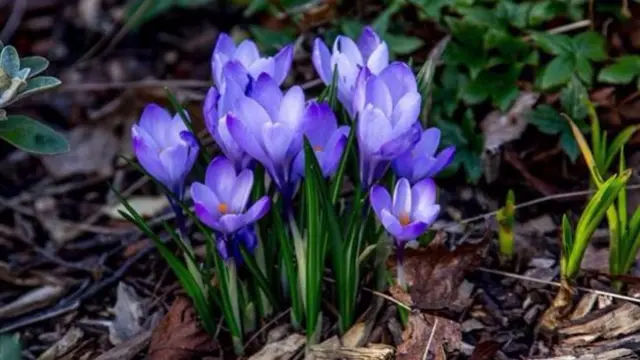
<box><xmin>396</xmin><ymin>241</ymin><xmax>406</xmax><ymax>288</ymax></box>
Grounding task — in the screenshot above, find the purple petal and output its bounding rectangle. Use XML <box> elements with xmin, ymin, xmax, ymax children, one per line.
<box><xmin>357</xmin><ymin>26</ymin><xmax>382</xmax><ymax>62</ymax></box>
<box><xmin>411</xmin><ymin>156</ymin><xmax>437</xmax><ymax>182</ymax></box>
<box><xmin>159</xmin><ymin>145</ymin><xmax>189</xmax><ymax>191</ymax></box>
<box><xmin>428</xmin><ymin>146</ymin><xmax>456</xmax><ymax>176</ymax></box>
<box><xmin>262</xmin><ymin>122</ymin><xmax>294</xmax><ymax>165</ymax></box>
<box><xmin>273</xmin><ymin>45</ymin><xmax>294</xmax><ymax>85</ymax></box>
<box><xmin>391</xmin><ymin>152</ymin><xmax>414</xmax><ymax>181</ymax></box>
<box><xmin>351</xmin><ymin>67</ymin><xmax>372</xmax><ymax>117</ymax></box>
<box><xmin>380</xmin><ymin>209</ymin><xmax>403</xmax><ymax>239</ymax></box>
<box><xmin>391</xmin><ymin>92</ymin><xmax>421</xmax><ymax>134</ymax></box>
<box><xmin>242</xmin><ymin>196</ymin><xmax>271</xmax><ymax>226</ymax></box>
<box><xmin>250</xmin><ymin>74</ymin><xmax>283</xmax><ymax>121</ymax></box>
<box><xmin>222</xmin><ymin>61</ymin><xmax>250</xmax><ymax>92</ymax></box>
<box><xmin>312</xmin><ymin>38</ymin><xmax>333</xmax><ymax>84</ymax></box>
<box><xmin>411</xmin><ymin>178</ymin><xmax>438</xmax><ymax>221</ymax></box>
<box><xmin>247</xmin><ymin>58</ymin><xmax>276</xmax><ymax>81</ymax></box>
<box><xmin>370</xmin><ymin>185</ymin><xmax>392</xmax><ymax>221</ymax></box>
<box><xmin>234</xmin><ymin>96</ymin><xmax>271</xmax><ymax>135</ymax></box>
<box><xmin>397</xmin><ymin>222</ymin><xmax>428</xmax><ymax>241</ymax></box>
<box><xmin>301</xmin><ymin>102</ymin><xmax>337</xmax><ymax>146</ymax></box>
<box><xmin>206</xmin><ymin>156</ymin><xmax>237</xmax><ymax>203</ymax></box>
<box><xmin>203</xmin><ymin>87</ymin><xmax>219</xmax><ymax>136</ymax></box>
<box><xmin>334</xmin><ymin>36</ymin><xmax>364</xmax><ymax>66</ymax></box>
<box><xmin>226</xmin><ymin>113</ymin><xmax>270</xmax><ymax>166</ymax></box>
<box><xmin>230</xmin><ymin>169</ymin><xmax>254</xmax><ymax>213</ymax></box>
<box><xmin>278</xmin><ymin>86</ymin><xmax>306</xmax><ymax>132</ymax></box>
<box><xmin>392</xmin><ymin>178</ymin><xmax>412</xmax><ymax>218</ymax></box>
<box><xmin>217</xmin><ymin>114</ymin><xmax>245</xmax><ymax>165</ymax></box>
<box><xmin>366</xmin><ymin>43</ymin><xmax>389</xmax><ymax>75</ymax></box>
<box><xmin>321</xmin><ymin>131</ymin><xmax>347</xmax><ymax>177</ymax></box>
<box><xmin>219</xmin><ymin>214</ymin><xmax>246</xmax><ymax>234</ymax></box>
<box><xmin>235</xmin><ymin>40</ymin><xmax>260</xmax><ymax>68</ymax></box>
<box><xmin>292</xmin><ymin>150</ymin><xmax>305</xmax><ymax>178</ymax></box>
<box><xmin>366</xmin><ymin>76</ymin><xmax>393</xmax><ymax>118</ymax></box>
<box><xmin>213</xmin><ymin>33</ymin><xmax>236</xmax><ymax>59</ymax></box>
<box><xmin>132</xmin><ymin>128</ymin><xmax>168</xmax><ymax>185</ymax></box>
<box><xmin>357</xmin><ymin>105</ymin><xmax>392</xmax><ymax>156</ymax></box>
<box><xmin>139</xmin><ymin>103</ymin><xmax>173</xmax><ymax>143</ymax></box>
<box><xmin>415</xmin><ymin>128</ymin><xmax>441</xmax><ymax>157</ymax></box>
<box><xmin>378</xmin><ymin>123</ymin><xmax>420</xmax><ymax>159</ymax></box>
<box><xmin>212</xmin><ymin>54</ymin><xmax>226</xmax><ymax>88</ymax></box>
<box><xmin>378</xmin><ymin>62</ymin><xmax>418</xmax><ymax>104</ymax></box>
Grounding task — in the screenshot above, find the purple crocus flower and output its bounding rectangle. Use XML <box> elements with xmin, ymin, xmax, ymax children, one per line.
<box><xmin>226</xmin><ymin>74</ymin><xmax>310</xmax><ymax>200</ymax></box>
<box><xmin>212</xmin><ymin>33</ymin><xmax>293</xmax><ymax>89</ymax></box>
<box><xmin>292</xmin><ymin>102</ymin><xmax>349</xmax><ymax>179</ymax></box>
<box><xmin>191</xmin><ymin>156</ymin><xmax>270</xmax><ymax>235</ymax></box>
<box><xmin>216</xmin><ymin>226</ymin><xmax>258</xmax><ymax>262</ymax></box>
<box><xmin>353</xmin><ymin>62</ymin><xmax>422</xmax><ymax>189</ymax></box>
<box><xmin>203</xmin><ymin>84</ymin><xmax>252</xmax><ymax>171</ymax></box>
<box><xmin>392</xmin><ymin>127</ymin><xmax>456</xmax><ymax>184</ymax></box>
<box><xmin>131</xmin><ymin>104</ymin><xmax>199</xmax><ymax>196</ymax></box>
<box><xmin>370</xmin><ymin>177</ymin><xmax>440</xmax><ymax>285</ymax></box>
<box><xmin>312</xmin><ymin>26</ymin><xmax>389</xmax><ymax>117</ymax></box>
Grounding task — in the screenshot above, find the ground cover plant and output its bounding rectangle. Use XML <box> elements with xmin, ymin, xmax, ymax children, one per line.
<box><xmin>2</xmin><ymin>0</ymin><xmax>640</xmax><ymax>359</ymax></box>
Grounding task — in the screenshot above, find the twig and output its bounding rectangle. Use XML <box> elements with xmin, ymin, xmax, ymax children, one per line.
<box><xmin>243</xmin><ymin>308</ymin><xmax>291</xmax><ymax>350</ymax></box>
<box><xmin>477</xmin><ymin>267</ymin><xmax>640</xmax><ymax>305</ymax></box>
<box><xmin>0</xmin><ymin>0</ymin><xmax>26</xmax><ymax>43</ymax></box>
<box><xmin>455</xmin><ymin>184</ymin><xmax>640</xmax><ymax>226</ymax></box>
<box><xmin>522</xmin><ymin>20</ymin><xmax>592</xmax><ymax>42</ymax></box>
<box><xmin>0</xmin><ymin>301</ymin><xmax>79</xmax><ymax>334</ymax></box>
<box><xmin>422</xmin><ymin>318</ymin><xmax>438</xmax><ymax>360</ymax></box>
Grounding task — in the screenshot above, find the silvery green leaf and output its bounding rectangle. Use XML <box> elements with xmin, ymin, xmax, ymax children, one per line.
<box><xmin>6</xmin><ymin>76</ymin><xmax>61</xmax><ymax>105</ymax></box>
<box><xmin>20</xmin><ymin>56</ymin><xmax>49</xmax><ymax>78</ymax></box>
<box><xmin>16</xmin><ymin>68</ymin><xmax>31</xmax><ymax>80</ymax></box>
<box><xmin>0</xmin><ymin>335</ymin><xmax>22</xmax><ymax>360</ymax></box>
<box><xmin>0</xmin><ymin>109</ymin><xmax>6</xmax><ymax>120</ymax></box>
<box><xmin>0</xmin><ymin>115</ymin><xmax>69</xmax><ymax>154</ymax></box>
<box><xmin>0</xmin><ymin>46</ymin><xmax>20</xmax><ymax>78</ymax></box>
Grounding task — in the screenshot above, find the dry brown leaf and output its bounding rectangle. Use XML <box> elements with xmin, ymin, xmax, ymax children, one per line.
<box><xmin>396</xmin><ymin>313</ymin><xmax>461</xmax><ymax>360</ymax></box>
<box><xmin>109</xmin><ymin>282</ymin><xmax>146</xmax><ymax>345</ymax></box>
<box><xmin>469</xmin><ymin>340</ymin><xmax>501</xmax><ymax>360</ymax></box>
<box><xmin>481</xmin><ymin>91</ymin><xmax>539</xmax><ymax>152</ymax></box>
<box><xmin>148</xmin><ymin>297</ymin><xmax>218</xmax><ymax>360</ymax></box>
<box><xmin>103</xmin><ymin>196</ymin><xmax>169</xmax><ymax>220</ymax></box>
<box><xmin>389</xmin><ymin>239</ymin><xmax>488</xmax><ymax>310</ymax></box>
<box><xmin>40</xmin><ymin>125</ymin><xmax>118</xmax><ymax>178</ymax></box>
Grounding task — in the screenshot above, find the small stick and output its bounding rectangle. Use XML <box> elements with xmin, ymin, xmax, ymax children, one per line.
<box><xmin>422</xmin><ymin>318</ymin><xmax>438</xmax><ymax>360</ymax></box>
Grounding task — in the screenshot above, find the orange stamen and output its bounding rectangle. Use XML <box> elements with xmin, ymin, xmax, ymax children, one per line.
<box><xmin>314</xmin><ymin>145</ymin><xmax>323</xmax><ymax>151</ymax></box>
<box><xmin>399</xmin><ymin>212</ymin><xmax>410</xmax><ymax>226</ymax></box>
<box><xmin>217</xmin><ymin>203</ymin><xmax>229</xmax><ymax>214</ymax></box>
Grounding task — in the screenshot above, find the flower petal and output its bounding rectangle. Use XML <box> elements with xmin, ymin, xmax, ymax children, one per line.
<box><xmin>379</xmin><ymin>123</ymin><xmax>421</xmax><ymax>159</ymax></box>
<box><xmin>301</xmin><ymin>102</ymin><xmax>337</xmax><ymax>146</ymax></box>
<box><xmin>391</xmin><ymin>152</ymin><xmax>413</xmax><ymax>181</ymax></box>
<box><xmin>248</xmin><ymin>57</ymin><xmax>276</xmax><ymax>81</ymax></box>
<box><xmin>380</xmin><ymin>209</ymin><xmax>403</xmax><ymax>239</ymax></box>
<box><xmin>139</xmin><ymin>103</ymin><xmax>173</xmax><ymax>145</ymax></box>
<box><xmin>357</xmin><ymin>26</ymin><xmax>382</xmax><ymax>62</ymax></box>
<box><xmin>222</xmin><ymin>61</ymin><xmax>250</xmax><ymax>92</ymax></box>
<box><xmin>312</xmin><ymin>38</ymin><xmax>333</xmax><ymax>84</ymax></box>
<box><xmin>411</xmin><ymin>178</ymin><xmax>438</xmax><ymax>220</ymax></box>
<box><xmin>230</xmin><ymin>169</ymin><xmax>254</xmax><ymax>213</ymax></box>
<box><xmin>213</xmin><ymin>33</ymin><xmax>236</xmax><ymax>59</ymax></box>
<box><xmin>366</xmin><ymin>76</ymin><xmax>393</xmax><ymax>118</ymax></box>
<box><xmin>428</xmin><ymin>146</ymin><xmax>455</xmax><ymax>176</ymax></box>
<box><xmin>391</xmin><ymin>92</ymin><xmax>421</xmax><ymax>134</ymax></box>
<box><xmin>273</xmin><ymin>45</ymin><xmax>294</xmax><ymax>85</ymax></box>
<box><xmin>351</xmin><ymin>67</ymin><xmax>372</xmax><ymax>117</ymax></box>
<box><xmin>370</xmin><ymin>185</ymin><xmax>392</xmax><ymax>220</ymax></box>
<box><xmin>205</xmin><ymin>156</ymin><xmax>237</xmax><ymax>203</ymax></box>
<box><xmin>397</xmin><ymin>221</ymin><xmax>428</xmax><ymax>241</ymax></box>
<box><xmin>366</xmin><ymin>43</ymin><xmax>389</xmax><ymax>75</ymax></box>
<box><xmin>411</xmin><ymin>155</ymin><xmax>437</xmax><ymax>182</ymax></box>
<box><xmin>235</xmin><ymin>40</ymin><xmax>260</xmax><ymax>68</ymax></box>
<box><xmin>132</xmin><ymin>127</ymin><xmax>168</xmax><ymax>184</ymax></box>
<box><xmin>378</xmin><ymin>62</ymin><xmax>418</xmax><ymax>104</ymax></box>
<box><xmin>392</xmin><ymin>178</ymin><xmax>412</xmax><ymax>218</ymax></box>
<box><xmin>219</xmin><ymin>214</ymin><xmax>246</xmax><ymax>234</ymax></box>
<box><xmin>250</xmin><ymin>74</ymin><xmax>283</xmax><ymax>121</ymax></box>
<box><xmin>226</xmin><ymin>113</ymin><xmax>270</xmax><ymax>165</ymax></box>
<box><xmin>357</xmin><ymin>104</ymin><xmax>392</xmax><ymax>156</ymax></box>
<box><xmin>217</xmin><ymin>114</ymin><xmax>245</xmax><ymax>166</ymax></box>
<box><xmin>278</xmin><ymin>86</ymin><xmax>306</xmax><ymax>132</ymax></box>
<box><xmin>242</xmin><ymin>196</ymin><xmax>271</xmax><ymax>226</ymax></box>
<box><xmin>415</xmin><ymin>128</ymin><xmax>441</xmax><ymax>157</ymax></box>
<box><xmin>335</xmin><ymin>36</ymin><xmax>364</xmax><ymax>66</ymax></box>
<box><xmin>262</xmin><ymin>122</ymin><xmax>294</xmax><ymax>165</ymax></box>
<box><xmin>203</xmin><ymin>87</ymin><xmax>219</xmax><ymax>136</ymax></box>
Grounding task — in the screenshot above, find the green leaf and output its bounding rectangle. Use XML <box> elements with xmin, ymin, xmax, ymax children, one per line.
<box><xmin>249</xmin><ymin>26</ymin><xmax>296</xmax><ymax>53</ymax></box>
<box><xmin>460</xmin><ymin>78</ymin><xmax>489</xmax><ymax>105</ymax></box>
<box><xmin>0</xmin><ymin>335</ymin><xmax>21</xmax><ymax>360</ymax></box>
<box><xmin>435</xmin><ymin>119</ymin><xmax>468</xmax><ymax>146</ymax></box>
<box><xmin>460</xmin><ymin>149</ymin><xmax>483</xmax><ymax>183</ymax></box>
<box><xmin>0</xmin><ymin>115</ymin><xmax>69</xmax><ymax>154</ymax></box>
<box><xmin>19</xmin><ymin>56</ymin><xmax>49</xmax><ymax>78</ymax></box>
<box><xmin>340</xmin><ymin>19</ymin><xmax>365</xmax><ymax>40</ymax></box>
<box><xmin>531</xmin><ymin>32</ymin><xmax>573</xmax><ymax>56</ymax></box>
<box><xmin>528</xmin><ymin>1</ymin><xmax>562</xmax><ymax>26</ymax></box>
<box><xmin>410</xmin><ymin>0</ymin><xmax>451</xmax><ymax>20</ymax></box>
<box><xmin>541</xmin><ymin>55</ymin><xmax>575</xmax><ymax>89</ymax></box>
<box><xmin>244</xmin><ymin>0</ymin><xmax>268</xmax><ymax>17</ymax></box>
<box><xmin>527</xmin><ymin>104</ymin><xmax>566</xmax><ymax>134</ymax></box>
<box><xmin>560</xmin><ymin>130</ymin><xmax>579</xmax><ymax>162</ymax></box>
<box><xmin>560</xmin><ymin>76</ymin><xmax>588</xmax><ymax>121</ymax></box>
<box><xmin>7</xmin><ymin>76</ymin><xmax>61</xmax><ymax>105</ymax></box>
<box><xmin>572</xmin><ymin>31</ymin><xmax>607</xmax><ymax>61</ymax></box>
<box><xmin>384</xmin><ymin>33</ymin><xmax>425</xmax><ymax>55</ymax></box>
<box><xmin>458</xmin><ymin>6</ymin><xmax>503</xmax><ymax>29</ymax></box>
<box><xmin>0</xmin><ymin>46</ymin><xmax>20</xmax><ymax>77</ymax></box>
<box><xmin>598</xmin><ymin>55</ymin><xmax>640</xmax><ymax>84</ymax></box>
<box><xmin>575</xmin><ymin>56</ymin><xmax>594</xmax><ymax>85</ymax></box>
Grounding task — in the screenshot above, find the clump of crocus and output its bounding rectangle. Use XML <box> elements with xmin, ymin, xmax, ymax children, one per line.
<box><xmin>212</xmin><ymin>33</ymin><xmax>293</xmax><ymax>90</ymax></box>
<box><xmin>312</xmin><ymin>26</ymin><xmax>389</xmax><ymax>117</ymax></box>
<box><xmin>131</xmin><ymin>103</ymin><xmax>199</xmax><ymax>197</ymax></box>
<box><xmin>226</xmin><ymin>74</ymin><xmax>325</xmax><ymax>203</ymax></box>
<box><xmin>203</xmin><ymin>84</ymin><xmax>252</xmax><ymax>172</ymax></box>
<box><xmin>352</xmin><ymin>62</ymin><xmax>422</xmax><ymax>189</ymax></box>
<box><xmin>292</xmin><ymin>102</ymin><xmax>349</xmax><ymax>179</ymax></box>
<box><xmin>392</xmin><ymin>127</ymin><xmax>455</xmax><ymax>184</ymax></box>
<box><xmin>370</xmin><ymin>178</ymin><xmax>440</xmax><ymax>285</ymax></box>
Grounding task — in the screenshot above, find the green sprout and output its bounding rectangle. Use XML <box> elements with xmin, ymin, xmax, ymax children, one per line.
<box><xmin>497</xmin><ymin>190</ymin><xmax>515</xmax><ymax>262</ymax></box>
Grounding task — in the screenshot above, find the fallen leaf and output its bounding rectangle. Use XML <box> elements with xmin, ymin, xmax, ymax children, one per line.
<box><xmin>149</xmin><ymin>297</ymin><xmax>218</xmax><ymax>360</ymax></box>
<box><xmin>469</xmin><ymin>341</ymin><xmax>501</xmax><ymax>360</ymax></box>
<box><xmin>37</xmin><ymin>328</ymin><xmax>84</xmax><ymax>360</ymax></box>
<box><xmin>589</xmin><ymin>87</ymin><xmax>616</xmax><ymax>108</ymax></box>
<box><xmin>389</xmin><ymin>238</ymin><xmax>488</xmax><ymax>310</ymax></box>
<box><xmin>248</xmin><ymin>333</ymin><xmax>305</xmax><ymax>360</ymax></box>
<box><xmin>396</xmin><ymin>313</ymin><xmax>461</xmax><ymax>360</ymax></box>
<box><xmin>110</xmin><ymin>282</ymin><xmax>146</xmax><ymax>345</ymax></box>
<box><xmin>103</xmin><ymin>196</ymin><xmax>169</xmax><ymax>220</ymax></box>
<box><xmin>481</xmin><ymin>91</ymin><xmax>539</xmax><ymax>152</ymax></box>
<box><xmin>40</xmin><ymin>126</ymin><xmax>119</xmax><ymax>178</ymax></box>
<box><xmin>0</xmin><ymin>285</ymin><xmax>67</xmax><ymax>320</ymax></box>
<box><xmin>95</xmin><ymin>331</ymin><xmax>151</xmax><ymax>360</ymax></box>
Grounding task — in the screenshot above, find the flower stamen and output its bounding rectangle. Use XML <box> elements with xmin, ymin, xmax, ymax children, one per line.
<box><xmin>217</xmin><ymin>203</ymin><xmax>229</xmax><ymax>214</ymax></box>
<box><xmin>399</xmin><ymin>212</ymin><xmax>410</xmax><ymax>226</ymax></box>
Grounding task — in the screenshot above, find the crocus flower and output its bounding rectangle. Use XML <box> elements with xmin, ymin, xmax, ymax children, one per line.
<box><xmin>292</xmin><ymin>102</ymin><xmax>349</xmax><ymax>179</ymax></box>
<box><xmin>353</xmin><ymin>62</ymin><xmax>422</xmax><ymax>188</ymax></box>
<box><xmin>312</xmin><ymin>26</ymin><xmax>389</xmax><ymax>117</ymax></box>
<box><xmin>203</xmin><ymin>83</ymin><xmax>252</xmax><ymax>171</ymax></box>
<box><xmin>191</xmin><ymin>156</ymin><xmax>270</xmax><ymax>235</ymax></box>
<box><xmin>131</xmin><ymin>104</ymin><xmax>199</xmax><ymax>196</ymax></box>
<box><xmin>370</xmin><ymin>178</ymin><xmax>440</xmax><ymax>285</ymax></box>
<box><xmin>216</xmin><ymin>226</ymin><xmax>258</xmax><ymax>262</ymax></box>
<box><xmin>392</xmin><ymin>127</ymin><xmax>456</xmax><ymax>184</ymax></box>
<box><xmin>226</xmin><ymin>74</ymin><xmax>310</xmax><ymax>201</ymax></box>
<box><xmin>212</xmin><ymin>33</ymin><xmax>293</xmax><ymax>89</ymax></box>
